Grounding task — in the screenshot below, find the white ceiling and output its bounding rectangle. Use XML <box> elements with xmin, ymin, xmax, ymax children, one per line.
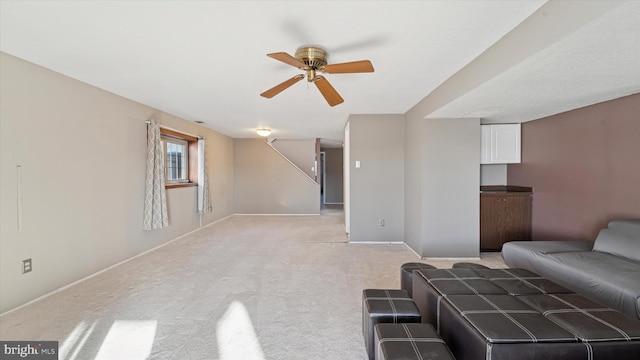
<box><xmin>1</xmin><ymin>1</ymin><xmax>639</xmax><ymax>143</ymax></box>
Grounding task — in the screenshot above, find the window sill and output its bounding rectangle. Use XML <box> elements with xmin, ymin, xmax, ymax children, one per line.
<box><xmin>166</xmin><ymin>182</ymin><xmax>197</xmax><ymax>189</ymax></box>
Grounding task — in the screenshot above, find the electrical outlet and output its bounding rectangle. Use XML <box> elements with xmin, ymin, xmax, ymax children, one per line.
<box><xmin>379</xmin><ymin>219</ymin><xmax>385</xmax><ymax>227</ymax></box>
<box><xmin>22</xmin><ymin>258</ymin><xmax>32</xmax><ymax>274</ymax></box>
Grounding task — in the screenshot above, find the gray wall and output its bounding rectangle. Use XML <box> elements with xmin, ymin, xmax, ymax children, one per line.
<box><xmin>481</xmin><ymin>164</ymin><xmax>507</xmax><ymax>185</ymax></box>
<box><xmin>0</xmin><ymin>52</ymin><xmax>235</xmax><ymax>313</ymax></box>
<box><xmin>508</xmin><ymin>93</ymin><xmax>640</xmax><ymax>241</ymax></box>
<box><xmin>404</xmin><ymin>116</ymin><xmax>481</xmax><ymax>258</ymax></box>
<box><xmin>404</xmin><ymin>115</ymin><xmax>425</xmax><ymax>255</ymax></box>
<box><xmin>347</xmin><ymin>115</ymin><xmax>405</xmax><ymax>242</ymax></box>
<box><xmin>270</xmin><ymin>139</ymin><xmax>317</xmax><ymax>180</ymax></box>
<box><xmin>422</xmin><ymin>118</ymin><xmax>480</xmax><ymax>257</ymax></box>
<box><xmin>233</xmin><ymin>139</ymin><xmax>320</xmax><ymax>214</ymax></box>
<box><xmin>323</xmin><ymin>148</ymin><xmax>343</xmax><ymax>204</ymax></box>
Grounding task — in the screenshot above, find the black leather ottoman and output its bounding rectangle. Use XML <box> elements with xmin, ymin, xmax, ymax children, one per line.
<box><xmin>440</xmin><ymin>293</ymin><xmax>640</xmax><ymax>360</ymax></box>
<box><xmin>440</xmin><ymin>294</ymin><xmax>584</xmax><ymax>360</ymax></box>
<box><xmin>410</xmin><ymin>268</ymin><xmax>640</xmax><ymax>359</ymax></box>
<box><xmin>362</xmin><ymin>289</ymin><xmax>422</xmax><ymax>360</ymax></box>
<box><xmin>411</xmin><ymin>268</ymin><xmax>506</xmax><ymax>328</ymax></box>
<box><xmin>400</xmin><ymin>262</ymin><xmax>436</xmax><ymax>297</ymax></box>
<box><xmin>374</xmin><ymin>323</ymin><xmax>454</xmax><ymax>360</ymax></box>
<box><xmin>412</xmin><ymin>268</ymin><xmax>574</xmax><ymax>329</ymax></box>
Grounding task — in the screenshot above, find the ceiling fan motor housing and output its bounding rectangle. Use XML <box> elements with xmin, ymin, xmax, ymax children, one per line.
<box><xmin>295</xmin><ymin>46</ymin><xmax>327</xmax><ymax>68</ymax></box>
<box><xmin>296</xmin><ymin>46</ymin><xmax>327</xmax><ymax>81</ymax></box>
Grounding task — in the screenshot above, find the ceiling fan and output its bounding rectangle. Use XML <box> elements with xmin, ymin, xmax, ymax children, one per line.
<box><xmin>260</xmin><ymin>46</ymin><xmax>374</xmax><ymax>107</ymax></box>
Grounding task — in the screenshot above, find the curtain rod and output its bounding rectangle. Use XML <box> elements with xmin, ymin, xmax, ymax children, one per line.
<box><xmin>145</xmin><ymin>120</ymin><xmax>203</xmax><ymax>139</ymax></box>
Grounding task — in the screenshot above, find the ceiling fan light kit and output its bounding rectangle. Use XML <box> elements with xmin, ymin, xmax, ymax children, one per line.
<box><xmin>260</xmin><ymin>45</ymin><xmax>374</xmax><ymax>107</ymax></box>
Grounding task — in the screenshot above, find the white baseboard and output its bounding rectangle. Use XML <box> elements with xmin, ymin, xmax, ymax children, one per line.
<box><xmin>348</xmin><ymin>241</ymin><xmax>405</xmax><ymax>244</ymax></box>
<box><xmin>403</xmin><ymin>243</ymin><xmax>422</xmax><ymax>259</ymax></box>
<box><xmin>233</xmin><ymin>213</ymin><xmax>319</xmax><ymax>216</ymax></box>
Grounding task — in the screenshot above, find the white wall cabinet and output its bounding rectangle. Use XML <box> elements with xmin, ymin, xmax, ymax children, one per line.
<box><xmin>481</xmin><ymin>124</ymin><xmax>521</xmax><ymax>164</ymax></box>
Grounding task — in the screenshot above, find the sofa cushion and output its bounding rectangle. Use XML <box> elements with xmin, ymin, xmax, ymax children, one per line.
<box><xmin>593</xmin><ymin>224</ymin><xmax>640</xmax><ymax>261</ymax></box>
<box><xmin>542</xmin><ymin>251</ymin><xmax>640</xmax><ymax>320</ymax></box>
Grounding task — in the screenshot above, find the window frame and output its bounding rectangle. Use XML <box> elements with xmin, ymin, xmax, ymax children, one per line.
<box><xmin>163</xmin><ymin>136</ymin><xmax>189</xmax><ymax>184</ymax></box>
<box><xmin>159</xmin><ymin>128</ymin><xmax>199</xmax><ymax>189</ymax></box>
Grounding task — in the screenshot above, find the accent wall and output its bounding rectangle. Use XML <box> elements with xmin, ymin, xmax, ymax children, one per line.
<box><xmin>508</xmin><ymin>93</ymin><xmax>640</xmax><ymax>241</ymax></box>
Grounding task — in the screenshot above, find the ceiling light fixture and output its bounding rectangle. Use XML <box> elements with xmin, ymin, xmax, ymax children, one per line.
<box><xmin>256</xmin><ymin>128</ymin><xmax>271</xmax><ymax>137</ymax></box>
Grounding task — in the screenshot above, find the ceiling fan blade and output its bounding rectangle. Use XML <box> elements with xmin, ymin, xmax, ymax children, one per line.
<box><xmin>267</xmin><ymin>52</ymin><xmax>308</xmax><ymax>69</ymax></box>
<box><xmin>260</xmin><ymin>74</ymin><xmax>304</xmax><ymax>98</ymax></box>
<box><xmin>321</xmin><ymin>60</ymin><xmax>374</xmax><ymax>74</ymax></box>
<box><xmin>314</xmin><ymin>76</ymin><xmax>344</xmax><ymax>107</ymax></box>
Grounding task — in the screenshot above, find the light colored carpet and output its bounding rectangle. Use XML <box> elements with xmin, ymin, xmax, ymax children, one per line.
<box><xmin>0</xmin><ymin>214</ymin><xmax>505</xmax><ymax>359</ymax></box>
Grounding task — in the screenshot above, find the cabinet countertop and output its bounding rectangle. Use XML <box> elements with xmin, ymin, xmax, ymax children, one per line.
<box><xmin>480</xmin><ymin>185</ymin><xmax>532</xmax><ymax>193</ymax></box>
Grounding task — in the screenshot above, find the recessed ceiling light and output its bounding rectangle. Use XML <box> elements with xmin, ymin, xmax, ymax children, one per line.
<box><xmin>256</xmin><ymin>128</ymin><xmax>271</xmax><ymax>137</ymax></box>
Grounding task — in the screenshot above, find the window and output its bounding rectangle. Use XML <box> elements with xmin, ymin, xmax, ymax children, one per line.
<box><xmin>163</xmin><ymin>137</ymin><xmax>189</xmax><ymax>183</ymax></box>
<box><xmin>159</xmin><ymin>128</ymin><xmax>199</xmax><ymax>188</ymax></box>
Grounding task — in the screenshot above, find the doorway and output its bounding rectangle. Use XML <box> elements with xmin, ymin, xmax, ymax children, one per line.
<box><xmin>319</xmin><ymin>147</ymin><xmax>344</xmax><ymax>215</ymax></box>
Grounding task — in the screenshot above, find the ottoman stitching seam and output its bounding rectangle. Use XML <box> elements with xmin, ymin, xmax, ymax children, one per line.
<box><xmin>385</xmin><ymin>290</ymin><xmax>398</xmax><ymax>323</ymax></box>
<box><xmin>402</xmin><ymin>323</ymin><xmax>424</xmax><ymax>360</ymax></box>
<box><xmin>546</xmin><ymin>294</ymin><xmax>632</xmax><ymax>341</ymax></box>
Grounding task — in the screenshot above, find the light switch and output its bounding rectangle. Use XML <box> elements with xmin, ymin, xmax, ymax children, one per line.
<box><xmin>355</xmin><ymin>160</ymin><xmax>361</xmax><ymax>168</ymax></box>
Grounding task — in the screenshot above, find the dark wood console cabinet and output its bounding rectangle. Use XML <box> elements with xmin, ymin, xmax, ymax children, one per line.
<box><xmin>480</xmin><ymin>186</ymin><xmax>532</xmax><ymax>251</ymax></box>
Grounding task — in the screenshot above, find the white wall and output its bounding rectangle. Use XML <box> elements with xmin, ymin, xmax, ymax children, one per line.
<box><xmin>347</xmin><ymin>115</ymin><xmax>405</xmax><ymax>242</ymax></box>
<box><xmin>0</xmin><ymin>52</ymin><xmax>234</xmax><ymax>313</ymax></box>
<box><xmin>233</xmin><ymin>139</ymin><xmax>320</xmax><ymax>214</ymax></box>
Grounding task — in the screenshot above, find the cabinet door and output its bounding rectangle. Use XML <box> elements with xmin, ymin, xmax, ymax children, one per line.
<box><xmin>480</xmin><ymin>125</ymin><xmax>492</xmax><ymax>164</ymax></box>
<box><xmin>480</xmin><ymin>193</ymin><xmax>531</xmax><ymax>251</ymax></box>
<box><xmin>491</xmin><ymin>124</ymin><xmax>521</xmax><ymax>164</ymax></box>
<box><xmin>480</xmin><ymin>195</ymin><xmax>507</xmax><ymax>251</ymax></box>
<box><xmin>503</xmin><ymin>195</ymin><xmax>532</xmax><ymax>243</ymax></box>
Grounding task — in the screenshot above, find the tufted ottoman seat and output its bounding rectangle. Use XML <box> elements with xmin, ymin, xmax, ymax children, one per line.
<box><xmin>411</xmin><ymin>268</ymin><xmax>507</xmax><ymax>327</ymax></box>
<box><xmin>362</xmin><ymin>289</ymin><xmax>422</xmax><ymax>360</ymax></box>
<box><xmin>374</xmin><ymin>323</ymin><xmax>454</xmax><ymax>360</ymax></box>
<box><xmin>440</xmin><ymin>294</ymin><xmax>585</xmax><ymax>360</ymax></box>
<box><xmin>517</xmin><ymin>293</ymin><xmax>640</xmax><ymax>359</ymax></box>
<box><xmin>412</xmin><ymin>268</ymin><xmax>573</xmax><ymax>329</ymax></box>
<box><xmin>439</xmin><ymin>293</ymin><xmax>640</xmax><ymax>360</ymax></box>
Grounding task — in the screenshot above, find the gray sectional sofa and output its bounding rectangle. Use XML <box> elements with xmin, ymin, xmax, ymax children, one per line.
<box><xmin>502</xmin><ymin>219</ymin><xmax>640</xmax><ymax>319</ymax></box>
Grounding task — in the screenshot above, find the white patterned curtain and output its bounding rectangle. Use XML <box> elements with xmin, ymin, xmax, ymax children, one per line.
<box><xmin>144</xmin><ymin>119</ymin><xmax>169</xmax><ymax>230</ymax></box>
<box><xmin>198</xmin><ymin>138</ymin><xmax>212</xmax><ymax>215</ymax></box>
